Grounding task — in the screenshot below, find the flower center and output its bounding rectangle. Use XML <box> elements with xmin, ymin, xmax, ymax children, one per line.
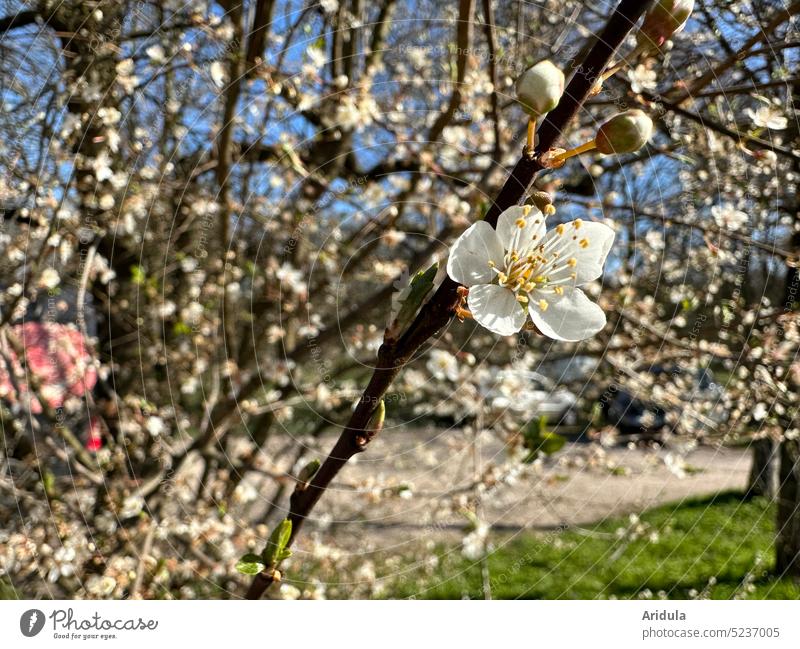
<box><xmin>491</xmin><ymin>218</ymin><xmax>587</xmax><ymax>311</ymax></box>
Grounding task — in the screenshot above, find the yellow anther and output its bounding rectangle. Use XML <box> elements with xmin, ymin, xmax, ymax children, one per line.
<box><xmin>579</xmin><ymin>238</ymin><xmax>590</xmax><ymax>249</ymax></box>
<box><xmin>523</xmin><ymin>268</ymin><xmax>533</xmax><ymax>279</ymax></box>
<box><xmin>570</xmin><ymin>272</ymin><xmax>577</xmax><ymax>280</ymax></box>
<box><xmin>497</xmin><ymin>272</ymin><xmax>508</xmax><ymax>284</ymax></box>
<box><xmin>574</xmin><ymin>219</ymin><xmax>583</xmax><ymax>229</ymax></box>
<box><xmin>553</xmin><ymin>286</ymin><xmax>564</xmax><ymax>295</ymax></box>
<box><xmin>510</xmin><ymin>252</ymin><xmax>519</xmax><ymax>262</ymax></box>
<box><xmin>534</xmin><ymin>275</ymin><xmax>547</xmax><ymax>283</ymax></box>
<box><xmin>523</xmin><ymin>282</ymin><xmax>535</xmax><ymax>292</ymax></box>
<box><xmin>516</xmin><ymin>294</ymin><xmax>529</xmax><ymax>304</ymax></box>
<box><xmin>488</xmin><ymin>260</ymin><xmax>495</xmax><ymax>268</ymax></box>
<box><xmin>538</xmin><ymin>299</ymin><xmax>549</xmax><ymax>311</ymax></box>
<box><xmin>523</xmin><ymin>205</ymin><xmax>532</xmax><ymax>216</ymax></box>
<box><xmin>544</xmin><ymin>205</ymin><xmax>556</xmax><ymax>216</ymax></box>
<box><xmin>567</xmin><ymin>257</ymin><xmax>578</xmax><ymax>267</ymax></box>
<box><xmin>515</xmin><ymin>218</ymin><xmax>527</xmax><ymax>228</ymax></box>
<box><xmin>556</xmin><ymin>224</ymin><xmax>565</xmax><ymax>235</ymax></box>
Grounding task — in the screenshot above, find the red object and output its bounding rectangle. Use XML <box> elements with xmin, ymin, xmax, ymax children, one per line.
<box><xmin>85</xmin><ymin>415</ymin><xmax>103</xmax><ymax>451</ymax></box>
<box><xmin>0</xmin><ymin>322</ymin><xmax>98</xmax><ymax>414</ymax></box>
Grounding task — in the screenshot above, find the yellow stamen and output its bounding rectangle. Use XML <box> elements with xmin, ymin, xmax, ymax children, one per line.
<box><xmin>579</xmin><ymin>238</ymin><xmax>590</xmax><ymax>249</ymax></box>
<box><xmin>553</xmin><ymin>286</ymin><xmax>564</xmax><ymax>295</ymax></box>
<box><xmin>516</xmin><ymin>295</ymin><xmax>529</xmax><ymax>304</ymax></box>
<box><xmin>567</xmin><ymin>257</ymin><xmax>578</xmax><ymax>267</ymax></box>
<box><xmin>556</xmin><ymin>224</ymin><xmax>565</xmax><ymax>236</ymax></box>
<box><xmin>515</xmin><ymin>218</ymin><xmax>527</xmax><ymax>228</ymax></box>
<box><xmin>574</xmin><ymin>219</ymin><xmax>583</xmax><ymax>229</ymax></box>
<box><xmin>538</xmin><ymin>299</ymin><xmax>549</xmax><ymax>311</ymax></box>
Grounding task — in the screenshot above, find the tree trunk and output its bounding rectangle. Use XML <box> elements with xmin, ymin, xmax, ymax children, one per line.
<box><xmin>776</xmin><ymin>439</ymin><xmax>800</xmax><ymax>576</ymax></box>
<box><xmin>747</xmin><ymin>437</ymin><xmax>777</xmax><ymax>498</ymax></box>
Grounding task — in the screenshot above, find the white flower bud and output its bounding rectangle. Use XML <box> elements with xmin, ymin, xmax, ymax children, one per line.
<box><xmin>595</xmin><ymin>109</ymin><xmax>654</xmax><ymax>154</ymax></box>
<box><xmin>637</xmin><ymin>0</ymin><xmax>694</xmax><ymax>51</ymax></box>
<box><xmin>515</xmin><ymin>60</ymin><xmax>565</xmax><ymax>118</ymax></box>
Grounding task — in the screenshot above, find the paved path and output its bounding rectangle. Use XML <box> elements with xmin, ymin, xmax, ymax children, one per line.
<box><xmin>253</xmin><ymin>428</ymin><xmax>752</xmax><ymax>555</ymax></box>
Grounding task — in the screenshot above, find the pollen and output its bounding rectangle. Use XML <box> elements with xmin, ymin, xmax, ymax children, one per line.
<box><xmin>553</xmin><ymin>286</ymin><xmax>564</xmax><ymax>295</ymax></box>
<box><xmin>567</xmin><ymin>257</ymin><xmax>578</xmax><ymax>267</ymax></box>
<box><xmin>488</xmin><ymin>260</ymin><xmax>495</xmax><ymax>268</ymax></box>
<box><xmin>538</xmin><ymin>299</ymin><xmax>549</xmax><ymax>311</ymax></box>
<box><xmin>523</xmin><ymin>205</ymin><xmax>533</xmax><ymax>216</ymax></box>
<box><xmin>515</xmin><ymin>218</ymin><xmax>527</xmax><ymax>228</ymax></box>
<box><xmin>516</xmin><ymin>294</ymin><xmax>529</xmax><ymax>304</ymax></box>
<box><xmin>544</xmin><ymin>205</ymin><xmax>556</xmax><ymax>216</ymax></box>
<box><xmin>574</xmin><ymin>219</ymin><xmax>583</xmax><ymax>229</ymax></box>
<box><xmin>556</xmin><ymin>224</ymin><xmax>565</xmax><ymax>236</ymax></box>
<box><xmin>579</xmin><ymin>238</ymin><xmax>590</xmax><ymax>249</ymax></box>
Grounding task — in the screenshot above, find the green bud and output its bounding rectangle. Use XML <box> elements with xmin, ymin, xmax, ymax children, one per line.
<box><xmin>595</xmin><ymin>109</ymin><xmax>653</xmax><ymax>155</ymax></box>
<box><xmin>385</xmin><ymin>262</ymin><xmax>438</xmax><ymax>342</ymax></box>
<box><xmin>297</xmin><ymin>458</ymin><xmax>321</xmax><ymax>485</ymax></box>
<box><xmin>515</xmin><ymin>60</ymin><xmax>565</xmax><ymax>118</ymax></box>
<box><xmin>637</xmin><ymin>0</ymin><xmax>694</xmax><ymax>51</ymax></box>
<box><xmin>370</xmin><ymin>400</ymin><xmax>386</xmax><ymax>432</ymax></box>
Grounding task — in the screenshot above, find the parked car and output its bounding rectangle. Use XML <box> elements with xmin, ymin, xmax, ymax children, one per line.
<box><xmin>599</xmin><ymin>365</ymin><xmax>728</xmax><ymax>438</ymax></box>
<box><xmin>481</xmin><ymin>369</ymin><xmax>578</xmax><ymax>426</ymax></box>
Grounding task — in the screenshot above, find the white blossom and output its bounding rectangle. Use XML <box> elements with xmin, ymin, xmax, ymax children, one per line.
<box><xmin>711</xmin><ymin>203</ymin><xmax>748</xmax><ymax>231</ymax></box>
<box><xmin>210</xmin><ymin>61</ymin><xmax>227</xmax><ymax>88</ymax></box>
<box><xmin>745</xmin><ymin>96</ymin><xmax>787</xmax><ymax>130</ymax></box>
<box><xmin>446</xmin><ymin>206</ymin><xmax>614</xmax><ymax>339</ymax></box>
<box><xmin>627</xmin><ymin>64</ymin><xmax>657</xmax><ymax>94</ymax></box>
<box><xmin>426</xmin><ymin>349</ymin><xmax>459</xmax><ymax>381</ymax></box>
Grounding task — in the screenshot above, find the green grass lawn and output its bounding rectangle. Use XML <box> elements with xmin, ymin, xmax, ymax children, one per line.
<box><xmin>384</xmin><ymin>492</ymin><xmax>800</xmax><ymax>599</ymax></box>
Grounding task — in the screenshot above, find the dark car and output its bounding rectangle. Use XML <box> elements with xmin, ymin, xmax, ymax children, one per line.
<box><xmin>599</xmin><ymin>366</ymin><xmax>726</xmax><ymax>439</ymax></box>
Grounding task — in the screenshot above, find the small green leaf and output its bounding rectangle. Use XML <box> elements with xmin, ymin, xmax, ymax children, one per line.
<box><xmin>131</xmin><ymin>265</ymin><xmax>146</xmax><ymax>285</ymax></box>
<box><xmin>236</xmin><ymin>553</ymin><xmax>266</xmax><ymax>575</ymax></box>
<box><xmin>263</xmin><ymin>519</ymin><xmax>292</xmax><ymax>565</ymax></box>
<box><xmin>521</xmin><ymin>416</ymin><xmax>565</xmax><ymax>462</ymax></box>
<box><xmin>539</xmin><ymin>431</ymin><xmax>566</xmax><ymax>455</ymax></box>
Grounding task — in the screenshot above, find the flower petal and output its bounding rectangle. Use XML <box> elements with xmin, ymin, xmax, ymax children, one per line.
<box><xmin>446</xmin><ymin>221</ymin><xmax>505</xmax><ymax>287</ymax></box>
<box><xmin>468</xmin><ymin>284</ymin><xmax>526</xmax><ymax>336</ymax></box>
<box><xmin>543</xmin><ymin>220</ymin><xmax>615</xmax><ymax>284</ymax></box>
<box><xmin>529</xmin><ymin>286</ymin><xmax>606</xmax><ymax>341</ymax></box>
<box><xmin>496</xmin><ymin>205</ymin><xmax>546</xmax><ymax>254</ymax></box>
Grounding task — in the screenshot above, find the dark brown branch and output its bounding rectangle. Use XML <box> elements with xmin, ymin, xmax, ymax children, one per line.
<box><xmin>428</xmin><ymin>0</ymin><xmax>475</xmax><ymax>142</ymax></box>
<box><xmin>245</xmin><ymin>0</ymin><xmax>655</xmax><ymax>600</ymax></box>
<box><xmin>245</xmin><ymin>0</ymin><xmax>276</xmax><ymax>73</ymax></box>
